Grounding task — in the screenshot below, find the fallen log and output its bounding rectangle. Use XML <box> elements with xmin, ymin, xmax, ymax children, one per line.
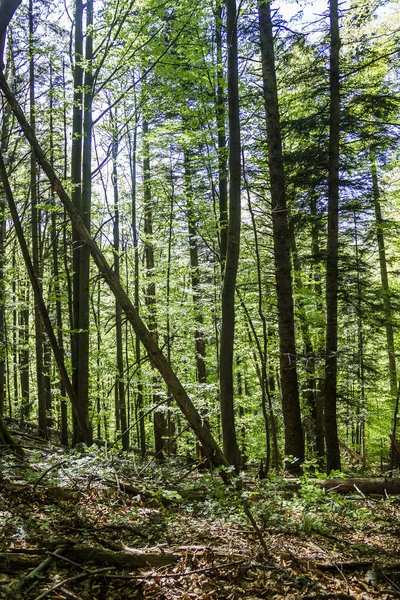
<box><xmin>285</xmin><ymin>477</ymin><xmax>400</xmax><ymax>495</ymax></box>
<box><xmin>63</xmin><ymin>544</ymin><xmax>178</xmax><ymax>568</ymax></box>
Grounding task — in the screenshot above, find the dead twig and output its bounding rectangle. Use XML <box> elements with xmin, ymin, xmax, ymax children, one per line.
<box><xmin>33</xmin><ymin>567</ymin><xmax>113</xmax><ymax>600</ymax></box>
<box><xmin>32</xmin><ymin>460</ymin><xmax>67</xmax><ymax>491</ymax></box>
<box><xmin>13</xmin><ymin>546</ymin><xmax>66</xmax><ymax>597</ymax></box>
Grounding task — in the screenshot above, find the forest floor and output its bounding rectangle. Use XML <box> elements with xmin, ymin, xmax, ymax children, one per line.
<box><xmin>1</xmin><ymin>426</ymin><xmax>400</xmax><ymax>599</ymax></box>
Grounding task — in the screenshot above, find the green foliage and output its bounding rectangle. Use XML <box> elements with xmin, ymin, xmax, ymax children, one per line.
<box><xmin>1</xmin><ymin>0</ymin><xmax>399</xmax><ymax>470</ymax></box>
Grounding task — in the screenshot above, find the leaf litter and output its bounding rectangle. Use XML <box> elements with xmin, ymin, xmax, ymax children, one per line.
<box><xmin>1</xmin><ymin>426</ymin><xmax>400</xmax><ymax>599</ymax></box>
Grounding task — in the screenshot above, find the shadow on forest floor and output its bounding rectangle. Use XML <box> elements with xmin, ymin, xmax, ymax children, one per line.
<box><xmin>1</xmin><ymin>425</ymin><xmax>400</xmax><ymax>599</ymax></box>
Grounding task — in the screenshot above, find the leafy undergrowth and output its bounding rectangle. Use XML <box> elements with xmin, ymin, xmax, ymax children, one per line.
<box><xmin>1</xmin><ymin>429</ymin><xmax>400</xmax><ymax>599</ymax></box>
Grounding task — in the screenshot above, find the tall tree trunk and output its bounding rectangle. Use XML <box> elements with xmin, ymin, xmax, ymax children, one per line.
<box><xmin>371</xmin><ymin>153</ymin><xmax>398</xmax><ymax>465</ymax></box>
<box><xmin>184</xmin><ymin>151</ymin><xmax>207</xmax><ymax>385</ymax></box>
<box><xmin>214</xmin><ymin>2</ymin><xmax>228</xmax><ymax>271</ymax></box>
<box><xmin>219</xmin><ymin>0</ymin><xmax>241</xmax><ymax>471</ymax></box>
<box><xmin>258</xmin><ymin>0</ymin><xmax>304</xmax><ymax>470</ymax></box>
<box><xmin>143</xmin><ymin>118</ymin><xmax>167</xmax><ymax>460</ymax></box>
<box><xmin>111</xmin><ymin>112</ymin><xmax>128</xmax><ymax>450</ymax></box>
<box><xmin>0</xmin><ymin>70</ymin><xmax>230</xmax><ymax>473</ymax></box>
<box><xmin>19</xmin><ymin>284</ymin><xmax>30</xmax><ymax>421</ymax></box>
<box><xmin>71</xmin><ymin>0</ymin><xmax>85</xmax><ymax>443</ymax></box>
<box><xmin>50</xmin><ymin>62</ymin><xmax>68</xmax><ymax>445</ymax></box>
<box><xmin>165</xmin><ymin>161</ymin><xmax>176</xmax><ymax>456</ymax></box>
<box><xmin>184</xmin><ymin>150</ymin><xmax>209</xmax><ymax>462</ymax></box>
<box><xmin>0</xmin><ymin>54</ymin><xmax>9</xmax><ymax>415</ymax></box>
<box><xmin>310</xmin><ymin>192</ymin><xmax>325</xmax><ymax>460</ymax></box>
<box><xmin>29</xmin><ymin>0</ymin><xmax>47</xmax><ymax>438</ymax></box>
<box><xmin>288</xmin><ymin>218</ymin><xmax>324</xmax><ymax>460</ymax></box>
<box><xmin>371</xmin><ymin>155</ymin><xmax>397</xmax><ymax>397</ymax></box>
<box><xmin>242</xmin><ymin>153</ymin><xmax>279</xmax><ymax>470</ymax></box>
<box><xmin>353</xmin><ymin>212</ymin><xmax>366</xmax><ymax>468</ymax></box>
<box><xmin>324</xmin><ymin>0</ymin><xmax>341</xmax><ymax>472</ymax></box>
<box><xmin>73</xmin><ymin>0</ymin><xmax>93</xmax><ymax>443</ymax></box>
<box><xmin>128</xmin><ymin>112</ymin><xmax>146</xmax><ymax>458</ymax></box>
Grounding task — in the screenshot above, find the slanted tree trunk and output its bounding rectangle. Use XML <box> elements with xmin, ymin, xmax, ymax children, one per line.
<box><xmin>258</xmin><ymin>0</ymin><xmax>304</xmax><ymax>470</ymax></box>
<box><xmin>371</xmin><ymin>155</ymin><xmax>397</xmax><ymax>397</ymax></box>
<box><xmin>0</xmin><ymin>0</ymin><xmax>21</xmax><ymax>38</ymax></box>
<box><xmin>0</xmin><ymin>69</ymin><xmax>230</xmax><ymax>473</ymax></box>
<box><xmin>0</xmin><ymin>42</ymin><xmax>10</xmax><ymax>415</ymax></box>
<box><xmin>219</xmin><ymin>0</ymin><xmax>241</xmax><ymax>471</ymax></box>
<box><xmin>324</xmin><ymin>0</ymin><xmax>341</xmax><ymax>472</ymax></box>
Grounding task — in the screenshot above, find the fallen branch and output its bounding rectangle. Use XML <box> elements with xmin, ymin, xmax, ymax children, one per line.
<box><xmin>285</xmin><ymin>477</ymin><xmax>400</xmax><ymax>496</ymax></box>
<box><xmin>32</xmin><ymin>567</ymin><xmax>112</xmax><ymax>600</ymax></box>
<box><xmin>62</xmin><ymin>544</ymin><xmax>178</xmax><ymax>568</ymax></box>
<box><xmin>11</xmin><ymin>546</ymin><xmax>65</xmax><ymax>598</ymax></box>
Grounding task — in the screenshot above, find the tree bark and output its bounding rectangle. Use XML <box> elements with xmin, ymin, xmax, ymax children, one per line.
<box><xmin>371</xmin><ymin>154</ymin><xmax>397</xmax><ymax>397</ymax></box>
<box><xmin>258</xmin><ymin>0</ymin><xmax>304</xmax><ymax>470</ymax></box>
<box><xmin>184</xmin><ymin>150</ymin><xmax>209</xmax><ymax>463</ymax></box>
<box><xmin>74</xmin><ymin>0</ymin><xmax>93</xmax><ymax>444</ymax></box>
<box><xmin>214</xmin><ymin>2</ymin><xmax>228</xmax><ymax>271</ymax></box>
<box><xmin>143</xmin><ymin>118</ymin><xmax>167</xmax><ymax>460</ymax></box>
<box><xmin>49</xmin><ymin>63</ymin><xmax>68</xmax><ymax>445</ymax></box>
<box><xmin>219</xmin><ymin>0</ymin><xmax>241</xmax><ymax>471</ymax></box>
<box><xmin>111</xmin><ymin>113</ymin><xmax>128</xmax><ymax>450</ymax></box>
<box><xmin>29</xmin><ymin>0</ymin><xmax>47</xmax><ymax>439</ymax></box>
<box><xmin>243</xmin><ymin>160</ymin><xmax>279</xmax><ymax>471</ymax></box>
<box><xmin>71</xmin><ymin>0</ymin><xmax>85</xmax><ymax>444</ymax></box>
<box><xmin>128</xmin><ymin>113</ymin><xmax>146</xmax><ymax>458</ymax></box>
<box><xmin>371</xmin><ymin>152</ymin><xmax>398</xmax><ymax>468</ymax></box>
<box><xmin>324</xmin><ymin>0</ymin><xmax>341</xmax><ymax>473</ymax></box>
<box><xmin>184</xmin><ymin>151</ymin><xmax>207</xmax><ymax>385</ymax></box>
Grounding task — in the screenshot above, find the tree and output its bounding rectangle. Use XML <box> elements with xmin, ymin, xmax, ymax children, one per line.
<box><xmin>258</xmin><ymin>0</ymin><xmax>304</xmax><ymax>470</ymax></box>
<box><xmin>324</xmin><ymin>0</ymin><xmax>341</xmax><ymax>472</ymax></box>
<box><xmin>219</xmin><ymin>0</ymin><xmax>241</xmax><ymax>471</ymax></box>
<box><xmin>29</xmin><ymin>0</ymin><xmax>47</xmax><ymax>438</ymax></box>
